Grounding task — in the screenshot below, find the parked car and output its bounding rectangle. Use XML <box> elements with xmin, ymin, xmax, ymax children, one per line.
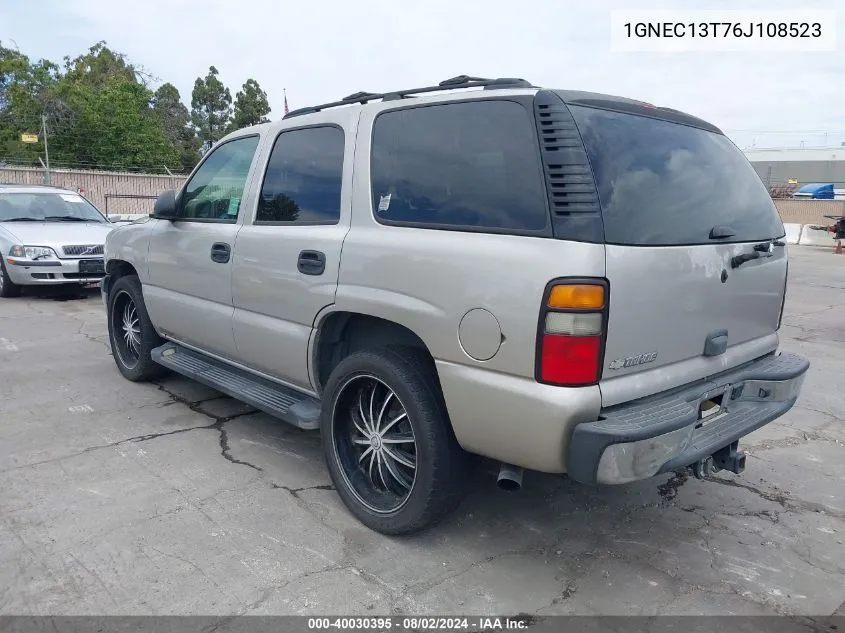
<box><xmin>101</xmin><ymin>75</ymin><xmax>809</xmax><ymax>534</ymax></box>
<box><xmin>792</xmin><ymin>183</ymin><xmax>835</xmax><ymax>200</ymax></box>
<box><xmin>0</xmin><ymin>184</ymin><xmax>115</xmax><ymax>297</ymax></box>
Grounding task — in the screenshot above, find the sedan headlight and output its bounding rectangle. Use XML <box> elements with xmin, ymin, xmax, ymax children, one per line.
<box><xmin>9</xmin><ymin>245</ymin><xmax>58</xmax><ymax>260</ymax></box>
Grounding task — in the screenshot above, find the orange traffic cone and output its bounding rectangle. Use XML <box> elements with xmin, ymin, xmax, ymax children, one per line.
<box><xmin>835</xmin><ymin>240</ymin><xmax>843</xmax><ymax>255</ymax></box>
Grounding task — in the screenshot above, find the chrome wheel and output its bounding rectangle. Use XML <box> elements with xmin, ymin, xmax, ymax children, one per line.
<box><xmin>111</xmin><ymin>289</ymin><xmax>141</xmax><ymax>368</ymax></box>
<box><xmin>332</xmin><ymin>375</ymin><xmax>418</xmax><ymax>514</ymax></box>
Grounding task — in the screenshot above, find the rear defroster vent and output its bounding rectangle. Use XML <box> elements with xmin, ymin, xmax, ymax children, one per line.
<box><xmin>534</xmin><ymin>90</ymin><xmax>604</xmax><ymax>243</ymax></box>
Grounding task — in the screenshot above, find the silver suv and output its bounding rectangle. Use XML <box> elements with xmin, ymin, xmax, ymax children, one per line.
<box><xmin>102</xmin><ymin>76</ymin><xmax>809</xmax><ymax>534</ymax></box>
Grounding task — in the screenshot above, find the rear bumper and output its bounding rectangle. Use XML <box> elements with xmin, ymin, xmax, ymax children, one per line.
<box><xmin>567</xmin><ymin>351</ymin><xmax>809</xmax><ymax>485</ymax></box>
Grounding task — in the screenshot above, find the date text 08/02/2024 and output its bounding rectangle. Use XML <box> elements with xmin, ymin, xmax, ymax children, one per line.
<box><xmin>307</xmin><ymin>617</ymin><xmax>532</xmax><ymax>630</ymax></box>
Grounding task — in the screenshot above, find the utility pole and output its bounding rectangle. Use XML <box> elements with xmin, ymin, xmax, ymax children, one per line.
<box><xmin>41</xmin><ymin>114</ymin><xmax>51</xmax><ymax>184</ymax></box>
<box><xmin>163</xmin><ymin>165</ymin><xmax>175</xmax><ymax>189</ymax></box>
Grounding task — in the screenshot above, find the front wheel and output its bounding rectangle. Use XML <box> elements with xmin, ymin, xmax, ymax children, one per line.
<box><xmin>0</xmin><ymin>258</ymin><xmax>22</xmax><ymax>298</ymax></box>
<box><xmin>106</xmin><ymin>275</ymin><xmax>168</xmax><ymax>382</ymax></box>
<box><xmin>321</xmin><ymin>347</ymin><xmax>470</xmax><ymax>535</ymax></box>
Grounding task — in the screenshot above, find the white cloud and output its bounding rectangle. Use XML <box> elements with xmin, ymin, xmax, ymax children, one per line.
<box><xmin>6</xmin><ymin>0</ymin><xmax>845</xmax><ymax>148</ymax></box>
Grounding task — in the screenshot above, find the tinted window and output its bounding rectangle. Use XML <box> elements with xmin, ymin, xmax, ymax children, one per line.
<box><xmin>257</xmin><ymin>126</ymin><xmax>345</xmax><ymax>224</ymax></box>
<box><xmin>371</xmin><ymin>100</ymin><xmax>548</xmax><ymax>232</ymax></box>
<box><xmin>570</xmin><ymin>106</ymin><xmax>784</xmax><ymax>246</ymax></box>
<box><xmin>181</xmin><ymin>135</ymin><xmax>259</xmax><ymax>222</ymax></box>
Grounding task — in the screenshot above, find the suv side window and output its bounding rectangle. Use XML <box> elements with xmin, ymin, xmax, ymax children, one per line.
<box><xmin>181</xmin><ymin>135</ymin><xmax>260</xmax><ymax>222</ymax></box>
<box><xmin>256</xmin><ymin>126</ymin><xmax>345</xmax><ymax>224</ymax></box>
<box><xmin>370</xmin><ymin>100</ymin><xmax>548</xmax><ymax>233</ymax></box>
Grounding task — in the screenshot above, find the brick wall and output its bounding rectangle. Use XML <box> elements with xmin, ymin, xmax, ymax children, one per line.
<box><xmin>774</xmin><ymin>199</ymin><xmax>845</xmax><ymax>227</ymax></box>
<box><xmin>0</xmin><ymin>166</ymin><xmax>186</xmax><ymax>216</ymax></box>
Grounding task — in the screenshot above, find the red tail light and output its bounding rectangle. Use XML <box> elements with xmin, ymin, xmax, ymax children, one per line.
<box><xmin>536</xmin><ymin>279</ymin><xmax>608</xmax><ymax>387</ymax></box>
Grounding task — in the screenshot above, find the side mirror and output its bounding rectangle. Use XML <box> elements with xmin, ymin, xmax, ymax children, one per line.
<box><xmin>151</xmin><ymin>190</ymin><xmax>179</xmax><ymax>220</ymax></box>
<box><xmin>107</xmin><ymin>214</ymin><xmax>122</xmax><ymax>222</ymax></box>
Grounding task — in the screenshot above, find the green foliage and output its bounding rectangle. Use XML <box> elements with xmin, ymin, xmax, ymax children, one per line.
<box><xmin>0</xmin><ymin>44</ymin><xmax>58</xmax><ymax>164</ymax></box>
<box><xmin>43</xmin><ymin>45</ymin><xmax>181</xmax><ymax>170</ymax></box>
<box><xmin>0</xmin><ymin>41</ymin><xmax>249</xmax><ymax>174</ymax></box>
<box><xmin>258</xmin><ymin>193</ymin><xmax>300</xmax><ymax>222</ymax></box>
<box><xmin>231</xmin><ymin>78</ymin><xmax>271</xmax><ymax>131</ymax></box>
<box><xmin>153</xmin><ymin>83</ymin><xmax>202</xmax><ymax>172</ymax></box>
<box><xmin>191</xmin><ymin>66</ymin><xmax>232</xmax><ymax>147</ymax></box>
<box><xmin>61</xmin><ymin>42</ymin><xmax>136</xmax><ymax>90</ymax></box>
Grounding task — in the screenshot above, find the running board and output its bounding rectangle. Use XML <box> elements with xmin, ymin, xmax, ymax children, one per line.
<box><xmin>151</xmin><ymin>343</ymin><xmax>321</xmax><ymax>430</ymax></box>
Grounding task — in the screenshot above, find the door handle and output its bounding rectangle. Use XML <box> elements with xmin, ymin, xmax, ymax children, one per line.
<box><xmin>210</xmin><ymin>242</ymin><xmax>231</xmax><ymax>264</ymax></box>
<box><xmin>298</xmin><ymin>250</ymin><xmax>326</xmax><ymax>275</ymax></box>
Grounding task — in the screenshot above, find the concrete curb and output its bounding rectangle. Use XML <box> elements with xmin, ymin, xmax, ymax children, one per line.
<box><xmin>784</xmin><ymin>223</ymin><xmax>803</xmax><ymax>245</ymax></box>
<box><xmin>798</xmin><ymin>225</ymin><xmax>834</xmax><ymax>246</ymax></box>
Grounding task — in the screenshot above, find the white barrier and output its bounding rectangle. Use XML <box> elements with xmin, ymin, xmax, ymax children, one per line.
<box><xmin>783</xmin><ymin>223</ymin><xmax>803</xmax><ymax>245</ymax></box>
<box><xmin>798</xmin><ymin>226</ymin><xmax>834</xmax><ymax>246</ymax></box>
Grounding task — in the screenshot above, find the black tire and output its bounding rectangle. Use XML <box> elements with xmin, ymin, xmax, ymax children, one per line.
<box><xmin>0</xmin><ymin>258</ymin><xmax>22</xmax><ymax>298</ymax></box>
<box><xmin>321</xmin><ymin>346</ymin><xmax>470</xmax><ymax>535</ymax></box>
<box><xmin>106</xmin><ymin>275</ymin><xmax>168</xmax><ymax>382</ymax></box>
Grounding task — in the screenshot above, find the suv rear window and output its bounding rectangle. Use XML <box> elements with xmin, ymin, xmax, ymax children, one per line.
<box><xmin>569</xmin><ymin>106</ymin><xmax>784</xmax><ymax>246</ymax></box>
<box><xmin>370</xmin><ymin>100</ymin><xmax>548</xmax><ymax>233</ymax></box>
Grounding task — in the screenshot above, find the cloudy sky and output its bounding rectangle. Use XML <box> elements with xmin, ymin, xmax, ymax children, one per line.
<box><xmin>3</xmin><ymin>0</ymin><xmax>842</xmax><ymax>149</ymax></box>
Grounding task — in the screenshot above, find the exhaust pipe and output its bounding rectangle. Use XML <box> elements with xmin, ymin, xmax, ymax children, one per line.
<box><xmin>497</xmin><ymin>463</ymin><xmax>524</xmax><ymax>491</ymax></box>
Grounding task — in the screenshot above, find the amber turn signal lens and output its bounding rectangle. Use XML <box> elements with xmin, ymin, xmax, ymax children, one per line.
<box><xmin>547</xmin><ymin>284</ymin><xmax>605</xmax><ymax>310</ymax></box>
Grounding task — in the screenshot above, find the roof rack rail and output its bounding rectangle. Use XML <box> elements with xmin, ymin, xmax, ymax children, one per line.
<box><xmin>284</xmin><ymin>75</ymin><xmax>534</xmax><ymax>119</ymax></box>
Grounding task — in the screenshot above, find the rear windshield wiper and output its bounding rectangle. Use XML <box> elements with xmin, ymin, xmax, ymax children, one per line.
<box><xmin>732</xmin><ymin>240</ymin><xmax>785</xmax><ymax>268</ymax></box>
<box><xmin>43</xmin><ymin>215</ymin><xmax>94</xmax><ymax>222</ymax></box>
<box><xmin>709</xmin><ymin>225</ymin><xmax>736</xmax><ymax>239</ymax></box>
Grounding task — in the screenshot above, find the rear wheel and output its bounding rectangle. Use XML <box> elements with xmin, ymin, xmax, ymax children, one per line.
<box><xmin>321</xmin><ymin>347</ymin><xmax>469</xmax><ymax>535</ymax></box>
<box><xmin>0</xmin><ymin>258</ymin><xmax>22</xmax><ymax>298</ymax></box>
<box><xmin>107</xmin><ymin>275</ymin><xmax>168</xmax><ymax>382</ymax></box>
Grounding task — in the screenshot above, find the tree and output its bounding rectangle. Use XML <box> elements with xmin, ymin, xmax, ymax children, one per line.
<box><xmin>191</xmin><ymin>66</ymin><xmax>231</xmax><ymax>148</ymax></box>
<box><xmin>46</xmin><ymin>43</ymin><xmax>179</xmax><ymax>171</ymax></box>
<box><xmin>1</xmin><ymin>42</ymin><xmax>250</xmax><ymax>174</ymax></box>
<box><xmin>153</xmin><ymin>83</ymin><xmax>201</xmax><ymax>172</ymax></box>
<box><xmin>0</xmin><ymin>43</ymin><xmax>58</xmax><ymax>164</ymax></box>
<box><xmin>258</xmin><ymin>193</ymin><xmax>300</xmax><ymax>222</ymax></box>
<box><xmin>62</xmin><ymin>42</ymin><xmax>136</xmax><ymax>90</ymax></box>
<box><xmin>230</xmin><ymin>78</ymin><xmax>271</xmax><ymax>130</ymax></box>
<box><xmin>86</xmin><ymin>80</ymin><xmax>179</xmax><ymax>170</ymax></box>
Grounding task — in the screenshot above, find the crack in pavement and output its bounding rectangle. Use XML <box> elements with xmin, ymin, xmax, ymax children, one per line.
<box><xmin>682</xmin><ymin>504</ymin><xmax>782</xmax><ymax>524</ymax></box>
<box><xmin>793</xmin><ymin>404</ymin><xmax>845</xmax><ymax>424</ymax></box>
<box><xmin>74</xmin><ymin>318</ymin><xmax>111</xmax><ymax>352</ymax></box>
<box><xmin>742</xmin><ymin>429</ymin><xmax>843</xmax><ymax>452</ymax></box>
<box><xmin>0</xmin><ymin>389</ymin><xmax>253</xmax><ymax>474</ymax></box>
<box><xmin>400</xmin><ymin>548</ymin><xmax>548</xmax><ymax>598</ymax></box>
<box><xmin>535</xmin><ymin>581</ymin><xmax>577</xmax><ymax>614</ymax></box>
<box><xmin>154</xmin><ymin>384</ymin><xmax>264</xmax><ymax>472</ymax></box>
<box><xmin>709</xmin><ymin>477</ymin><xmax>845</xmax><ymax>520</ymax></box>
<box><xmin>271</xmin><ymin>483</ymin><xmax>336</xmax><ymax>498</ymax></box>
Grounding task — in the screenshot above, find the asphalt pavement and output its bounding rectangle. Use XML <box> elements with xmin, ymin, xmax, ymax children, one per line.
<box><xmin>1</xmin><ymin>246</ymin><xmax>843</xmax><ymax>617</ymax></box>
